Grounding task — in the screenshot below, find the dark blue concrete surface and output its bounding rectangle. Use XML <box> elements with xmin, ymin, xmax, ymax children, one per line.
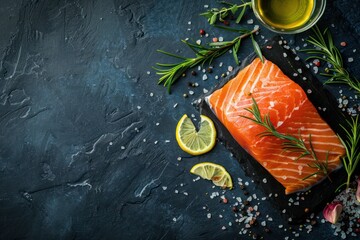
<box><xmin>0</xmin><ymin>0</ymin><xmax>359</xmax><ymax>239</ymax></box>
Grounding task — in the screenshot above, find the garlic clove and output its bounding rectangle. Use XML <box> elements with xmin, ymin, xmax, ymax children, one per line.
<box><xmin>323</xmin><ymin>202</ymin><xmax>343</xmax><ymax>224</ymax></box>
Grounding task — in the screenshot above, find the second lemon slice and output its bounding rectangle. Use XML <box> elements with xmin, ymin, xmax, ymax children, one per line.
<box><xmin>190</xmin><ymin>162</ymin><xmax>233</xmax><ymax>189</ymax></box>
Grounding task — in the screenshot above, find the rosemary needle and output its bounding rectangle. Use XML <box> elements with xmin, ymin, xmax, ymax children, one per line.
<box><xmin>200</xmin><ymin>1</ymin><xmax>252</xmax><ymax>25</ymax></box>
<box><xmin>242</xmin><ymin>97</ymin><xmax>330</xmax><ymax>181</ymax></box>
<box><xmin>337</xmin><ymin>115</ymin><xmax>360</xmax><ymax>190</ymax></box>
<box><xmin>154</xmin><ymin>27</ymin><xmax>260</xmax><ymax>93</ymax></box>
<box><xmin>304</xmin><ymin>26</ymin><xmax>360</xmax><ymax>93</ymax></box>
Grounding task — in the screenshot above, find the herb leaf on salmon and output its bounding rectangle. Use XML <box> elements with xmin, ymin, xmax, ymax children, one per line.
<box><xmin>242</xmin><ymin>97</ymin><xmax>330</xmax><ymax>181</ymax></box>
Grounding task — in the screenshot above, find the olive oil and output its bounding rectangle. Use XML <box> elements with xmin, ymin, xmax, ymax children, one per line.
<box><xmin>255</xmin><ymin>0</ymin><xmax>315</xmax><ymax>30</ymax></box>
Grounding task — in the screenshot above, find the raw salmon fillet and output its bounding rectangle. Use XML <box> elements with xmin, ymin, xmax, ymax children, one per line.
<box><xmin>206</xmin><ymin>58</ymin><xmax>345</xmax><ymax>195</ymax></box>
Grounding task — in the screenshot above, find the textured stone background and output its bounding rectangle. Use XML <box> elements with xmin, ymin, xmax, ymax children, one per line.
<box><xmin>0</xmin><ymin>0</ymin><xmax>359</xmax><ymax>239</ymax></box>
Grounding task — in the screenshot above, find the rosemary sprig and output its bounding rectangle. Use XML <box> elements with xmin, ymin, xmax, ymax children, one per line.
<box><xmin>242</xmin><ymin>97</ymin><xmax>330</xmax><ymax>181</ymax></box>
<box><xmin>200</xmin><ymin>1</ymin><xmax>252</xmax><ymax>25</ymax></box>
<box><xmin>337</xmin><ymin>115</ymin><xmax>360</xmax><ymax>190</ymax></box>
<box><xmin>154</xmin><ymin>27</ymin><xmax>261</xmax><ymax>93</ymax></box>
<box><xmin>303</xmin><ymin>26</ymin><xmax>360</xmax><ymax>93</ymax></box>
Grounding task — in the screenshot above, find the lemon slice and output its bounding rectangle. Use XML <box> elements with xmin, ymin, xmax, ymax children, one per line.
<box><xmin>176</xmin><ymin>114</ymin><xmax>216</xmax><ymax>155</ymax></box>
<box><xmin>190</xmin><ymin>162</ymin><xmax>233</xmax><ymax>189</ymax></box>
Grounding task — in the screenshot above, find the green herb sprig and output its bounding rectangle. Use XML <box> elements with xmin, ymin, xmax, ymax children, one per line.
<box><xmin>200</xmin><ymin>1</ymin><xmax>252</xmax><ymax>25</ymax></box>
<box><xmin>242</xmin><ymin>97</ymin><xmax>330</xmax><ymax>181</ymax></box>
<box><xmin>154</xmin><ymin>27</ymin><xmax>262</xmax><ymax>93</ymax></box>
<box><xmin>337</xmin><ymin>115</ymin><xmax>360</xmax><ymax>190</ymax></box>
<box><xmin>303</xmin><ymin>26</ymin><xmax>360</xmax><ymax>93</ymax></box>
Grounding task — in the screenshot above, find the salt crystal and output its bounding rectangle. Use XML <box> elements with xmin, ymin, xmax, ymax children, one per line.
<box><xmin>283</xmin><ymin>52</ymin><xmax>287</xmax><ymax>57</ymax></box>
<box><xmin>313</xmin><ymin>66</ymin><xmax>319</xmax><ymax>74</ymax></box>
<box><xmin>207</xmin><ymin>213</ymin><xmax>212</xmax><ymax>218</ymax></box>
<box><xmin>196</xmin><ymin>39</ymin><xmax>201</xmax><ymax>45</ymax></box>
<box><xmin>189</xmin><ymin>90</ymin><xmax>194</xmax><ymax>95</ymax></box>
<box><xmin>348</xmin><ymin>57</ymin><xmax>354</xmax><ymax>62</ymax></box>
<box><xmin>203</xmin><ymin>88</ymin><xmax>208</xmax><ymax>94</ymax></box>
<box><xmin>247</xmin><ymin>19</ymin><xmax>254</xmax><ymax>24</ymax></box>
<box><xmin>228</xmin><ymin>66</ymin><xmax>234</xmax><ymax>71</ymax></box>
<box><xmin>188</xmin><ymin>21</ymin><xmax>191</xmax><ymax>25</ymax></box>
<box><xmin>202</xmin><ymin>74</ymin><xmax>208</xmax><ymax>81</ymax></box>
<box><xmin>121</xmin><ymin>146</ymin><xmax>125</xmax><ymax>150</ymax></box>
<box><xmin>162</xmin><ymin>186</ymin><xmax>167</xmax><ymax>190</ymax></box>
<box><xmin>173</xmin><ymin>103</ymin><xmax>178</xmax><ymax>108</ymax></box>
<box><xmin>295</xmin><ymin>56</ymin><xmax>300</xmax><ymax>61</ymax></box>
<box><xmin>146</xmin><ymin>71</ymin><xmax>150</xmax><ymax>75</ymax></box>
<box><xmin>219</xmin><ymin>37</ymin><xmax>224</xmax><ymax>42</ymax></box>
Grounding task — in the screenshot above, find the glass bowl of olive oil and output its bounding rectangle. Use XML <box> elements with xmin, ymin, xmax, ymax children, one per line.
<box><xmin>252</xmin><ymin>0</ymin><xmax>326</xmax><ymax>34</ymax></box>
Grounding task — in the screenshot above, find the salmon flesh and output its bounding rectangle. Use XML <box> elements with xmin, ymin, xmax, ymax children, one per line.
<box><xmin>206</xmin><ymin>58</ymin><xmax>345</xmax><ymax>195</ymax></box>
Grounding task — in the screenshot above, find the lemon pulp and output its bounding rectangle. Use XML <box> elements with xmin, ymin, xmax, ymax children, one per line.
<box><xmin>176</xmin><ymin>114</ymin><xmax>216</xmax><ymax>155</ymax></box>
<box><xmin>190</xmin><ymin>162</ymin><xmax>233</xmax><ymax>189</ymax></box>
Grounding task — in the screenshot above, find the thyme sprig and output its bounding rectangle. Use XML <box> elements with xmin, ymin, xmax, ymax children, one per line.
<box><xmin>200</xmin><ymin>1</ymin><xmax>252</xmax><ymax>25</ymax></box>
<box><xmin>303</xmin><ymin>26</ymin><xmax>360</xmax><ymax>93</ymax></box>
<box><xmin>242</xmin><ymin>97</ymin><xmax>330</xmax><ymax>181</ymax></box>
<box><xmin>154</xmin><ymin>27</ymin><xmax>261</xmax><ymax>93</ymax></box>
<box><xmin>337</xmin><ymin>115</ymin><xmax>360</xmax><ymax>190</ymax></box>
